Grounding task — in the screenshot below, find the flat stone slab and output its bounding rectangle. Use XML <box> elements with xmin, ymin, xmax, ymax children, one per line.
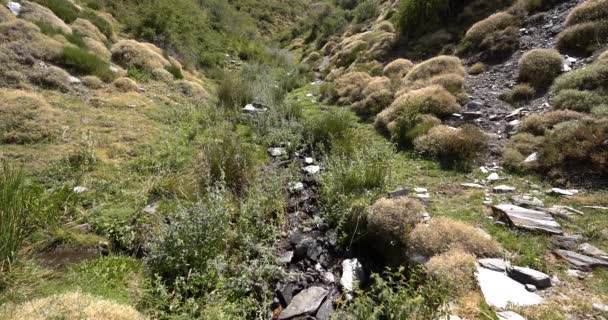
<box><xmin>554</xmin><ymin>250</ymin><xmax>608</xmax><ymax>270</ymax></box>
<box><xmin>478</xmin><ymin>258</ymin><xmax>508</xmax><ymax>272</ymax></box>
<box><xmin>507</xmin><ymin>266</ymin><xmax>552</xmax><ymax>289</ymax></box>
<box><xmin>497</xmin><ymin>311</ymin><xmax>526</xmax><ymax>320</ymax></box>
<box><xmin>476</xmin><ymin>267</ymin><xmax>543</xmax><ymax>309</ymax></box>
<box><xmin>493</xmin><ymin>204</ymin><xmax>563</xmax><ymax>235</ymax></box>
<box><xmin>461</xmin><ymin>183</ymin><xmax>485</xmax><ymax>189</ymax></box>
<box><xmin>493</xmin><ymin>185</ymin><xmax>516</xmax><ymax>193</ymax></box>
<box><xmin>279</xmin><ymin>286</ymin><xmax>328</xmax><ymax>319</ymax></box>
<box><xmin>578</xmin><ymin>243</ymin><xmax>608</xmax><ymax>261</ymax></box>
<box><xmin>551</xmin><ymin>235</ymin><xmax>584</xmax><ymax>250</ymax></box>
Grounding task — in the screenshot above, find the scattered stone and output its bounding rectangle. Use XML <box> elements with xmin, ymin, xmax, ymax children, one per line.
<box><xmin>340</xmin><ymin>259</ymin><xmax>365</xmax><ymax>298</ymax></box>
<box><xmin>496</xmin><ymin>311</ymin><xmax>527</xmax><ymax>320</ymax></box>
<box><xmin>243</xmin><ymin>103</ymin><xmax>268</xmax><ymax>114</ymax></box>
<box><xmin>143</xmin><ymin>201</ymin><xmax>159</xmax><ymax>214</ymax></box>
<box><xmin>466</xmin><ymin>100</ymin><xmax>484</xmax><ymax>110</ymax></box>
<box><xmin>492</xmin><ymin>204</ymin><xmax>563</xmax><ymax>235</ymax></box>
<box><xmin>268</xmin><ymin>147</ymin><xmax>287</xmax><ymax>157</ymax></box>
<box><xmin>506</xmin><ymin>108</ymin><xmax>524</xmax><ymax>120</ymax></box>
<box><xmin>277</xmin><ymin>283</ymin><xmax>296</xmax><ymax>307</ymax></box>
<box><xmin>72</xmin><ymin>223</ymin><xmax>91</xmax><ymax>233</ymax></box>
<box><xmin>416</xmin><ymin>193</ymin><xmax>431</xmax><ymax>201</ymax></box>
<box><xmin>463</xmin><ymin>111</ymin><xmax>483</xmax><ymax>120</ymax></box>
<box><xmin>511</xmin><ymin>195</ymin><xmax>544</xmax><ymax>208</ymax></box>
<box><xmin>592</xmin><ymin>303</ymin><xmax>608</xmax><ymax>313</ymax></box>
<box><xmin>507</xmin><ymin>266</ymin><xmax>552</xmax><ymax>289</ymax></box>
<box><xmin>480</xmin><ymin>166</ymin><xmax>489</xmax><ymax>174</ymax></box>
<box><xmin>554</xmin><ymin>250</ymin><xmax>608</xmax><ymax>270</ymax></box>
<box><xmin>566</xmin><ymin>269</ymin><xmax>587</xmax><ymax>279</ymax></box>
<box><xmin>288</xmin><ymin>182</ymin><xmax>305</xmax><ymax>193</ymax></box>
<box><xmin>278</xmin><ymin>251</ymin><xmax>294</xmax><ymax>264</ymax></box>
<box><xmin>478</xmin><ymin>258</ymin><xmax>508</xmax><ymax>272</ymax></box>
<box><xmin>552</xmin><ymin>235</ymin><xmax>584</xmax><ymax>250</ymax></box>
<box><xmin>73</xmin><ymin>186</ymin><xmax>89</xmax><ymax>194</ymax></box>
<box><xmin>68</xmin><ymin>76</ymin><xmax>81</xmax><ymax>84</ymax></box>
<box><xmin>476</xmin><ymin>267</ymin><xmax>543</xmax><ymax>309</ymax></box>
<box><xmin>547</xmin><ymin>188</ymin><xmax>579</xmax><ymax>196</ymax></box>
<box><xmin>279</xmin><ymin>286</ymin><xmax>328</xmax><ymax>319</ymax></box>
<box><xmin>302</xmin><ymin>165</ymin><xmax>321</xmax><ymax>175</ymax></box>
<box><xmin>578</xmin><ymin>243</ymin><xmax>608</xmax><ymax>261</ymax></box>
<box><xmin>487</xmin><ymin>173</ymin><xmax>504</xmax><ymax>182</ymax></box>
<box><xmin>493</xmin><ymin>185</ymin><xmax>516</xmax><ymax>193</ymax></box>
<box><xmin>523</xmin><ymin>152</ymin><xmax>538</xmax><ymax>163</ymax></box>
<box><xmin>6</xmin><ymin>1</ymin><xmax>21</xmax><ymax>15</ymax></box>
<box><xmin>304</xmin><ymin>157</ymin><xmax>315</xmax><ymax>164</ymax></box>
<box><xmin>562</xmin><ymin>63</ymin><xmax>571</xmax><ymax>72</ymax></box>
<box><xmin>583</xmin><ymin>206</ymin><xmax>608</xmax><ymax>210</ymax></box>
<box><xmin>525</xmin><ymin>284</ymin><xmax>537</xmax><ymax>292</ymax></box>
<box><xmin>506</xmin><ymin>119</ymin><xmax>520</xmax><ymax>133</ymax></box>
<box><xmin>388</xmin><ymin>187</ymin><xmax>410</xmax><ymax>198</ymax></box>
<box><xmin>315</xmin><ymin>297</ymin><xmax>334</xmax><ymax>320</ymax></box>
<box><xmin>323</xmin><ymin>272</ymin><xmax>335</xmax><ymax>284</ymax></box>
<box><xmin>414</xmin><ymin>187</ymin><xmax>428</xmax><ymax>193</ymax></box>
<box><xmin>461</xmin><ymin>183</ymin><xmax>485</xmax><ymax>189</ymax></box>
<box><xmin>542</xmin><ymin>206</ymin><xmax>574</xmax><ymax>220</ymax></box>
<box><xmin>561</xmin><ymin>206</ymin><xmax>584</xmax><ymax>215</ymax></box>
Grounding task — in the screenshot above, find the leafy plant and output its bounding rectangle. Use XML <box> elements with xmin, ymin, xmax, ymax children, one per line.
<box><xmin>59</xmin><ymin>46</ymin><xmax>115</xmax><ymax>82</ymax></box>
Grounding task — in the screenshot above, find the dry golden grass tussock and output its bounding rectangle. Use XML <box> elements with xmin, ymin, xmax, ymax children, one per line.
<box><xmin>0</xmin><ymin>291</ymin><xmax>146</xmax><ymax>320</ymax></box>
<box><xmin>518</xmin><ymin>49</ymin><xmax>564</xmax><ymax>89</ymax></box>
<box><xmin>112</xmin><ymin>77</ymin><xmax>137</xmax><ymax>92</ymax></box>
<box><xmin>110</xmin><ymin>40</ymin><xmax>170</xmax><ymax>71</ymax></box>
<box><xmin>403</xmin><ymin>55</ymin><xmax>464</xmax><ymax>84</ymax></box>
<box><xmin>383</xmin><ymin>58</ymin><xmax>414</xmax><ymax>79</ymax></box>
<box><xmin>151</xmin><ymin>68</ymin><xmax>174</xmax><ymax>82</ymax></box>
<box><xmin>0</xmin><ymin>20</ymin><xmax>63</xmax><ymax>61</ymax></box>
<box><xmin>72</xmin><ymin>18</ymin><xmax>107</xmax><ymax>43</ymax></box>
<box><xmin>176</xmin><ymin>80</ymin><xmax>208</xmax><ymax>97</ymax></box>
<box><xmin>0</xmin><ymin>5</ymin><xmax>16</xmax><ymax>21</ymax></box>
<box><xmin>82</xmin><ymin>75</ymin><xmax>104</xmax><ymax>89</ymax></box>
<box><xmin>468</xmin><ymin>62</ymin><xmax>485</xmax><ymax>75</ymax></box>
<box><xmin>19</xmin><ymin>0</ymin><xmax>72</xmax><ymax>34</ymax></box>
<box><xmin>519</xmin><ymin>110</ymin><xmax>588</xmax><ymax>135</ymax></box>
<box><xmin>425</xmin><ymin>248</ymin><xmax>478</xmax><ymax>295</ymax></box>
<box><xmin>397</xmin><ymin>85</ymin><xmax>460</xmax><ymax>117</ymax></box>
<box><xmin>464</xmin><ymin>12</ymin><xmax>518</xmax><ymax>47</ymax></box>
<box><xmin>334</xmin><ymin>71</ymin><xmax>372</xmax><ymax>105</ymax></box>
<box><xmin>352</xmin><ymin>76</ymin><xmax>394</xmax><ymax>116</ymax></box>
<box><xmin>83</xmin><ymin>37</ymin><xmax>111</xmax><ymax>61</ymax></box>
<box><xmin>90</xmin><ymin>92</ymin><xmax>148</xmax><ymax>108</ymax></box>
<box><xmin>334</xmin><ymin>39</ymin><xmax>368</xmax><ymax>67</ymax></box>
<box><xmin>373</xmin><ymin>20</ymin><xmax>396</xmax><ymax>33</ymax></box>
<box><xmin>408</xmin><ymin>217</ymin><xmax>502</xmax><ymax>257</ymax></box>
<box><xmin>0</xmin><ymin>89</ymin><xmax>61</xmax><ymax>144</ymax></box>
<box><xmin>367</xmin><ymin>197</ymin><xmax>426</xmax><ymax>247</ymax></box>
<box><xmin>565</xmin><ymin>0</ymin><xmax>608</xmax><ymax>26</ymax></box>
<box><xmin>30</xmin><ymin>65</ymin><xmax>72</xmax><ymax>92</ymax></box>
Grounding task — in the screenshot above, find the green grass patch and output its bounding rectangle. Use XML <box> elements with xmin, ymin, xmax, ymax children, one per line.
<box><xmin>58</xmin><ymin>46</ymin><xmax>115</xmax><ymax>82</ymax></box>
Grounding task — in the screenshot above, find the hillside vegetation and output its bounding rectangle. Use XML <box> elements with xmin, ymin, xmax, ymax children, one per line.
<box><xmin>1</xmin><ymin>0</ymin><xmax>608</xmax><ymax>319</ymax></box>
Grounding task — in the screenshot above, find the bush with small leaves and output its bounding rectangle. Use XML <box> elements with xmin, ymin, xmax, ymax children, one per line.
<box><xmin>461</xmin><ymin>12</ymin><xmax>519</xmax><ymax>59</ymax></box>
<box><xmin>404</xmin><ymin>55</ymin><xmax>464</xmax><ymax>84</ymax></box>
<box><xmin>367</xmin><ymin>197</ymin><xmax>426</xmax><ymax>251</ymax></box>
<box><xmin>425</xmin><ymin>248</ymin><xmax>477</xmax><ymax>296</ymax></box>
<box><xmin>501</xmin><ymin>83</ymin><xmax>536</xmax><ymax>104</ymax></box>
<box><xmin>557</xmin><ymin>0</ymin><xmax>608</xmax><ymax>55</ymax></box>
<box><xmin>518</xmin><ymin>49</ymin><xmax>564</xmax><ymax>90</ymax></box>
<box><xmin>414</xmin><ymin>124</ymin><xmax>486</xmax><ymax>169</ymax></box>
<box><xmin>334</xmin><ymin>71</ymin><xmax>372</xmax><ymax>105</ymax></box>
<box><xmin>519</xmin><ymin>110</ymin><xmax>587</xmax><ymax>135</ymax></box>
<box><xmin>551</xmin><ymin>89</ymin><xmax>607</xmax><ymax>113</ymax></box>
<box><xmin>351</xmin><ymin>76</ymin><xmax>394</xmax><ymax>118</ymax></box>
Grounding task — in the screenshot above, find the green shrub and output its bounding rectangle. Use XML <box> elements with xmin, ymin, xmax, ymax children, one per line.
<box><xmin>551</xmin><ymin>89</ymin><xmax>607</xmax><ymax>113</ymax></box>
<box><xmin>565</xmin><ymin>0</ymin><xmax>608</xmax><ymax>27</ymax></box>
<box><xmin>165</xmin><ymin>64</ymin><xmax>184</xmax><ymax>80</ymax></box>
<box><xmin>34</xmin><ymin>0</ymin><xmax>80</xmax><ymax>23</ymax></box>
<box><xmin>551</xmin><ymin>62</ymin><xmax>608</xmax><ymax>93</ymax></box>
<box><xmin>518</xmin><ymin>49</ymin><xmax>564</xmax><ymax>89</ymax></box>
<box><xmin>0</xmin><ymin>164</ymin><xmax>37</xmax><ymax>271</ymax></box>
<box><xmin>217</xmin><ymin>72</ymin><xmax>255</xmax><ymax>108</ymax></box>
<box><xmin>392</xmin><ymin>112</ymin><xmax>441</xmax><ymax>148</ymax></box>
<box><xmin>305</xmin><ymin>108</ymin><xmax>356</xmax><ymax>152</ymax></box>
<box><xmin>501</xmin><ymin>83</ymin><xmax>536</xmax><ymax>104</ymax></box>
<box><xmin>414</xmin><ymin>124</ymin><xmax>486</xmax><ymax>170</ymax></box>
<box><xmin>354</xmin><ymin>0</ymin><xmax>380</xmax><ymax>22</ymax></box>
<box><xmin>404</xmin><ymin>55</ymin><xmax>464</xmax><ymax>83</ymax></box>
<box><xmin>58</xmin><ymin>46</ymin><xmax>115</xmax><ymax>82</ymax></box>
<box><xmin>35</xmin><ymin>21</ymin><xmax>86</xmax><ymax>48</ymax></box>
<box><xmin>556</xmin><ymin>0</ymin><xmax>608</xmax><ymax>55</ymax></box>
<box><xmin>396</xmin><ymin>0</ymin><xmax>452</xmax><ymax>36</ymax></box>
<box><xmin>468</xmin><ymin>62</ymin><xmax>485</xmax><ymax>75</ymax></box>
<box><xmin>519</xmin><ymin>110</ymin><xmax>587</xmax><ymax>136</ymax></box>
<box><xmin>460</xmin><ymin>12</ymin><xmax>519</xmax><ymax>59</ymax></box>
<box><xmin>80</xmin><ymin>9</ymin><xmax>114</xmax><ymax>39</ymax></box>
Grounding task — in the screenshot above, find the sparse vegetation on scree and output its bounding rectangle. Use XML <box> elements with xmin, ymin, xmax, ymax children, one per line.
<box><xmin>1</xmin><ymin>0</ymin><xmax>608</xmax><ymax>319</ymax></box>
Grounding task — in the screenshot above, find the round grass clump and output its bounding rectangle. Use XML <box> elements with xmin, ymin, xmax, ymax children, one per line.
<box><xmin>112</xmin><ymin>77</ymin><xmax>137</xmax><ymax>92</ymax></box>
<box><xmin>425</xmin><ymin>248</ymin><xmax>477</xmax><ymax>296</ymax></box>
<box><xmin>518</xmin><ymin>49</ymin><xmax>564</xmax><ymax>89</ymax></box>
<box><xmin>413</xmin><ymin>125</ymin><xmax>486</xmax><ymax>169</ymax></box>
<box><xmin>367</xmin><ymin>197</ymin><xmax>426</xmax><ymax>249</ymax></box>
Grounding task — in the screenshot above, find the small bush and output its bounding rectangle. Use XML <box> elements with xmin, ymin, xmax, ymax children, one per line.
<box><xmin>518</xmin><ymin>49</ymin><xmax>564</xmax><ymax>89</ymax></box>
<box><xmin>396</xmin><ymin>0</ymin><xmax>452</xmax><ymax>36</ymax></box>
<box><xmin>59</xmin><ymin>46</ymin><xmax>115</xmax><ymax>82</ymax></box>
<box><xmin>468</xmin><ymin>62</ymin><xmax>485</xmax><ymax>75</ymax></box>
<box><xmin>110</xmin><ymin>40</ymin><xmax>169</xmax><ymax>72</ymax></box>
<box><xmin>334</xmin><ymin>71</ymin><xmax>372</xmax><ymax>105</ymax></box>
<box><xmin>195</xmin><ymin>134</ymin><xmax>260</xmax><ymax>195</ymax></box>
<box><xmin>1</xmin><ymin>291</ymin><xmax>145</xmax><ymax>320</ymax></box>
<box><xmin>408</xmin><ymin>217</ymin><xmax>502</xmax><ymax>258</ymax></box>
<box><xmin>0</xmin><ymin>89</ymin><xmax>60</xmax><ymax>144</ymax></box>
<box><xmin>333</xmin><ymin>39</ymin><xmax>368</xmax><ymax>67</ymax></box>
<box><xmin>392</xmin><ymin>112</ymin><xmax>441</xmax><ymax>148</ymax></box>
<box><xmin>551</xmin><ymin>89</ymin><xmax>607</xmax><ymax>112</ymax></box>
<box><xmin>551</xmin><ymin>62</ymin><xmax>608</xmax><ymax>93</ymax></box>
<box><xmin>112</xmin><ymin>77</ymin><xmax>137</xmax><ymax>92</ymax></box>
<box><xmin>414</xmin><ymin>124</ymin><xmax>486</xmax><ymax>169</ymax></box>
<box><xmin>30</xmin><ymin>65</ymin><xmax>71</xmax><ymax>92</ymax></box>
<box><xmin>519</xmin><ymin>110</ymin><xmax>587</xmax><ymax>135</ymax></box>
<box><xmin>33</xmin><ymin>0</ymin><xmax>81</xmax><ymax>23</ymax></box>
<box><xmin>83</xmin><ymin>37</ymin><xmax>111</xmax><ymax>61</ymax></box>
<box><xmin>367</xmin><ymin>197</ymin><xmax>426</xmax><ymax>250</ymax></box>
<box><xmin>151</xmin><ymin>68</ymin><xmax>174</xmax><ymax>82</ymax></box>
<box><xmin>503</xmin><ymin>133</ymin><xmax>545</xmax><ymax>171</ymax></box>
<box><xmin>478</xmin><ymin>26</ymin><xmax>520</xmax><ymax>60</ymax></box>
<box><xmin>501</xmin><ymin>83</ymin><xmax>536</xmax><ymax>104</ymax></box>
<box><xmin>383</xmin><ymin>58</ymin><xmax>414</xmax><ymax>80</ymax></box>
<box><xmin>461</xmin><ymin>12</ymin><xmax>519</xmax><ymax>58</ymax></box>
<box><xmin>165</xmin><ymin>64</ymin><xmax>184</xmax><ymax>80</ymax></box>
<box><xmin>79</xmin><ymin>9</ymin><xmax>114</xmax><ymax>40</ymax></box>
<box><xmin>20</xmin><ymin>0</ymin><xmax>73</xmax><ymax>34</ymax></box>
<box><xmin>354</xmin><ymin>0</ymin><xmax>380</xmax><ymax>22</ymax></box>
<box><xmin>556</xmin><ymin>0</ymin><xmax>608</xmax><ymax>56</ymax></box>
<box><xmin>176</xmin><ymin>80</ymin><xmax>208</xmax><ymax>97</ymax></box>
<box><xmin>404</xmin><ymin>55</ymin><xmax>464</xmax><ymax>83</ymax></box>
<box><xmin>82</xmin><ymin>75</ymin><xmax>104</xmax><ymax>89</ymax></box>
<box><xmin>351</xmin><ymin>76</ymin><xmax>394</xmax><ymax>118</ymax></box>
<box><xmin>305</xmin><ymin>109</ymin><xmax>356</xmax><ymax>152</ymax></box>
<box><xmin>565</xmin><ymin>0</ymin><xmax>608</xmax><ymax>27</ymax></box>
<box><xmin>425</xmin><ymin>248</ymin><xmax>477</xmax><ymax>296</ymax></box>
<box><xmin>71</xmin><ymin>18</ymin><xmax>107</xmax><ymax>43</ymax></box>
<box><xmin>217</xmin><ymin>72</ymin><xmax>254</xmax><ymax>108</ymax></box>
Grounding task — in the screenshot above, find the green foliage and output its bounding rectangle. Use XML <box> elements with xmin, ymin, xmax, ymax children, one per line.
<box><xmin>34</xmin><ymin>0</ymin><xmax>80</xmax><ymax>23</ymax></box>
<box><xmin>414</xmin><ymin>125</ymin><xmax>487</xmax><ymax>170</ymax></box>
<box><xmin>501</xmin><ymin>83</ymin><xmax>536</xmax><ymax>104</ymax></box>
<box><xmin>551</xmin><ymin>89</ymin><xmax>608</xmax><ymax>113</ymax></box>
<box><xmin>397</xmin><ymin>0</ymin><xmax>451</xmax><ymax>36</ymax></box>
<box><xmin>35</xmin><ymin>21</ymin><xmax>86</xmax><ymax>48</ymax></box>
<box><xmin>518</xmin><ymin>49</ymin><xmax>564</xmax><ymax>90</ymax></box>
<box><xmin>127</xmin><ymin>67</ymin><xmax>151</xmax><ymax>83</ymax></box>
<box><xmin>335</xmin><ymin>267</ymin><xmax>449</xmax><ymax>319</ymax></box>
<box><xmin>58</xmin><ymin>46</ymin><xmax>115</xmax><ymax>82</ymax></box>
<box><xmin>217</xmin><ymin>72</ymin><xmax>255</xmax><ymax>108</ymax></box>
<box><xmin>305</xmin><ymin>108</ymin><xmax>357</xmax><ymax>152</ymax></box>
<box><xmin>392</xmin><ymin>112</ymin><xmax>440</xmax><ymax>148</ymax></box>
<box><xmin>165</xmin><ymin>64</ymin><xmax>184</xmax><ymax>80</ymax></box>
<box><xmin>79</xmin><ymin>9</ymin><xmax>114</xmax><ymax>40</ymax></box>
<box><xmin>354</xmin><ymin>0</ymin><xmax>380</xmax><ymax>23</ymax></box>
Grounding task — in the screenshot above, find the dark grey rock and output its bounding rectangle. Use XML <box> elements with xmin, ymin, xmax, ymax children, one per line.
<box><xmin>477</xmin><ymin>267</ymin><xmax>543</xmax><ymax>308</ymax></box>
<box><xmin>463</xmin><ymin>111</ymin><xmax>483</xmax><ymax>120</ymax></box>
<box><xmin>552</xmin><ymin>235</ymin><xmax>584</xmax><ymax>250</ymax></box>
<box><xmin>315</xmin><ymin>296</ymin><xmax>334</xmax><ymax>320</ymax></box>
<box><xmin>492</xmin><ymin>204</ymin><xmax>563</xmax><ymax>235</ymax></box>
<box><xmin>554</xmin><ymin>250</ymin><xmax>608</xmax><ymax>270</ymax></box>
<box><xmin>478</xmin><ymin>258</ymin><xmax>508</xmax><ymax>272</ymax></box>
<box><xmin>277</xmin><ymin>282</ymin><xmax>297</xmax><ymax>307</ymax></box>
<box><xmin>388</xmin><ymin>188</ymin><xmax>410</xmax><ymax>198</ymax></box>
<box><xmin>511</xmin><ymin>195</ymin><xmax>544</xmax><ymax>208</ymax></box>
<box><xmin>507</xmin><ymin>266</ymin><xmax>552</xmax><ymax>289</ymax></box>
<box><xmin>466</xmin><ymin>100</ymin><xmax>484</xmax><ymax>110</ymax></box>
<box><xmin>578</xmin><ymin>243</ymin><xmax>608</xmax><ymax>261</ymax></box>
<box><xmin>279</xmin><ymin>286</ymin><xmax>328</xmax><ymax>319</ymax></box>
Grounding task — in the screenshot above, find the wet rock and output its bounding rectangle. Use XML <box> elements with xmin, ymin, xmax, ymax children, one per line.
<box><xmin>478</xmin><ymin>258</ymin><xmax>508</xmax><ymax>272</ymax></box>
<box><xmin>507</xmin><ymin>266</ymin><xmax>552</xmax><ymax>289</ymax></box>
<box><xmin>554</xmin><ymin>250</ymin><xmax>608</xmax><ymax>270</ymax></box>
<box><xmin>476</xmin><ymin>267</ymin><xmax>543</xmax><ymax>309</ymax></box>
<box><xmin>461</xmin><ymin>183</ymin><xmax>485</xmax><ymax>189</ymax></box>
<box><xmin>493</xmin><ymin>204</ymin><xmax>563</xmax><ymax>235</ymax></box>
<box><xmin>315</xmin><ymin>297</ymin><xmax>334</xmax><ymax>320</ymax></box>
<box><xmin>578</xmin><ymin>243</ymin><xmax>608</xmax><ymax>261</ymax></box>
<box><xmin>552</xmin><ymin>235</ymin><xmax>584</xmax><ymax>250</ymax></box>
<box><xmin>496</xmin><ymin>311</ymin><xmax>527</xmax><ymax>320</ymax></box>
<box><xmin>279</xmin><ymin>286</ymin><xmax>328</xmax><ymax>319</ymax></box>
<box><xmin>302</xmin><ymin>165</ymin><xmax>321</xmax><ymax>175</ymax></box>
<box><xmin>340</xmin><ymin>258</ymin><xmax>365</xmax><ymax>298</ymax></box>
<box><xmin>511</xmin><ymin>195</ymin><xmax>544</xmax><ymax>208</ymax></box>
<box><xmin>388</xmin><ymin>187</ymin><xmax>410</xmax><ymax>198</ymax></box>
<box><xmin>493</xmin><ymin>185</ymin><xmax>516</xmax><ymax>193</ymax></box>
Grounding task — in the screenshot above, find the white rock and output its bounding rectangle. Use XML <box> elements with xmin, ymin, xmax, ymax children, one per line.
<box><xmin>562</xmin><ymin>63</ymin><xmax>571</xmax><ymax>72</ymax></box>
<box><xmin>487</xmin><ymin>173</ymin><xmax>502</xmax><ymax>181</ymax></box>
<box><xmin>268</xmin><ymin>147</ymin><xmax>287</xmax><ymax>157</ymax></box>
<box><xmin>68</xmin><ymin>76</ymin><xmax>81</xmax><ymax>84</ymax></box>
<box><xmin>302</xmin><ymin>165</ymin><xmax>321</xmax><ymax>175</ymax></box>
<box><xmin>461</xmin><ymin>183</ymin><xmax>485</xmax><ymax>189</ymax></box>
<box><xmin>497</xmin><ymin>311</ymin><xmax>527</xmax><ymax>320</ymax></box>
<box><xmin>593</xmin><ymin>303</ymin><xmax>608</xmax><ymax>312</ymax></box>
<box><xmin>547</xmin><ymin>188</ymin><xmax>578</xmax><ymax>196</ymax></box>
<box><xmin>523</xmin><ymin>152</ymin><xmax>538</xmax><ymax>163</ymax></box>
<box><xmin>109</xmin><ymin>66</ymin><xmax>119</xmax><ymax>73</ymax></box>
<box><xmin>304</xmin><ymin>157</ymin><xmax>314</xmax><ymax>164</ymax></box>
<box><xmin>493</xmin><ymin>185</ymin><xmax>516</xmax><ymax>193</ymax></box>
<box><xmin>478</xmin><ymin>258</ymin><xmax>508</xmax><ymax>272</ymax></box>
<box><xmin>480</xmin><ymin>166</ymin><xmax>489</xmax><ymax>174</ymax></box>
<box><xmin>341</xmin><ymin>258</ymin><xmax>365</xmax><ymax>295</ymax></box>
<box><xmin>289</xmin><ymin>182</ymin><xmax>305</xmax><ymax>192</ymax></box>
<box><xmin>6</xmin><ymin>2</ymin><xmax>21</xmax><ymax>15</ymax></box>
<box><xmin>414</xmin><ymin>187</ymin><xmax>428</xmax><ymax>193</ymax></box>
<box><xmin>323</xmin><ymin>272</ymin><xmax>335</xmax><ymax>283</ymax></box>
<box><xmin>476</xmin><ymin>267</ymin><xmax>543</xmax><ymax>309</ymax></box>
<box><xmin>73</xmin><ymin>186</ymin><xmax>89</xmax><ymax>194</ymax></box>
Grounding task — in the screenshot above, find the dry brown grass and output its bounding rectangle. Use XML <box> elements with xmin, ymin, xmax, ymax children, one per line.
<box><xmin>72</xmin><ymin>18</ymin><xmax>107</xmax><ymax>43</ymax></box>
<box><xmin>519</xmin><ymin>110</ymin><xmax>588</xmax><ymax>135</ymax></box>
<box><xmin>367</xmin><ymin>197</ymin><xmax>425</xmax><ymax>248</ymax></box>
<box><xmin>82</xmin><ymin>75</ymin><xmax>104</xmax><ymax>89</ymax></box>
<box><xmin>351</xmin><ymin>76</ymin><xmax>394</xmax><ymax>117</ymax></box>
<box><xmin>425</xmin><ymin>248</ymin><xmax>477</xmax><ymax>296</ymax></box>
<box><xmin>20</xmin><ymin>0</ymin><xmax>72</xmax><ymax>34</ymax></box>
<box><xmin>383</xmin><ymin>58</ymin><xmax>414</xmax><ymax>80</ymax></box>
<box><xmin>176</xmin><ymin>80</ymin><xmax>208</xmax><ymax>98</ymax></box>
<box><xmin>599</xmin><ymin>50</ymin><xmax>608</xmax><ymax>62</ymax></box>
<box><xmin>404</xmin><ymin>55</ymin><xmax>465</xmax><ymax>83</ymax></box>
<box><xmin>0</xmin><ymin>20</ymin><xmax>63</xmax><ymax>61</ymax></box>
<box><xmin>0</xmin><ymin>89</ymin><xmax>61</xmax><ymax>144</ymax></box>
<box><xmin>408</xmin><ymin>217</ymin><xmax>502</xmax><ymax>258</ymax></box>
<box><xmin>334</xmin><ymin>71</ymin><xmax>372</xmax><ymax>105</ymax></box>
<box><xmin>30</xmin><ymin>65</ymin><xmax>72</xmax><ymax>92</ymax></box>
<box><xmin>518</xmin><ymin>49</ymin><xmax>564</xmax><ymax>89</ymax></box>
<box><xmin>468</xmin><ymin>62</ymin><xmax>485</xmax><ymax>75</ymax></box>
<box><xmin>112</xmin><ymin>77</ymin><xmax>137</xmax><ymax>92</ymax></box>
<box><xmin>565</xmin><ymin>0</ymin><xmax>608</xmax><ymax>26</ymax></box>
<box><xmin>414</xmin><ymin>125</ymin><xmax>487</xmax><ymax>169</ymax></box>
<box><xmin>151</xmin><ymin>68</ymin><xmax>174</xmax><ymax>82</ymax></box>
<box><xmin>83</xmin><ymin>37</ymin><xmax>111</xmax><ymax>61</ymax></box>
<box><xmin>557</xmin><ymin>0</ymin><xmax>608</xmax><ymax>55</ymax></box>
<box><xmin>333</xmin><ymin>39</ymin><xmax>368</xmax><ymax>67</ymax></box>
<box><xmin>0</xmin><ymin>291</ymin><xmax>146</xmax><ymax>320</ymax></box>
<box><xmin>110</xmin><ymin>40</ymin><xmax>169</xmax><ymax>71</ymax></box>
<box><xmin>0</xmin><ymin>4</ymin><xmax>16</xmax><ymax>21</ymax></box>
